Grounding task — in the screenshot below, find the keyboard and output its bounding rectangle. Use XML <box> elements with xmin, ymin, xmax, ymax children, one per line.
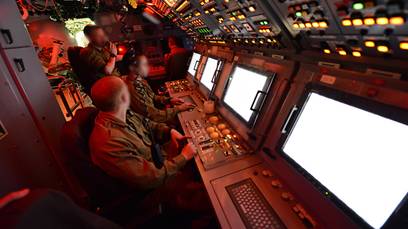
<box><xmin>226</xmin><ymin>179</ymin><xmax>287</xmax><ymax>229</ymax></box>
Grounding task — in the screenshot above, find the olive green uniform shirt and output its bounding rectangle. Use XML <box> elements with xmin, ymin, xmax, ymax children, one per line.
<box><xmin>124</xmin><ymin>76</ymin><xmax>179</xmax><ymax>123</ymax></box>
<box><xmin>89</xmin><ymin>110</ymin><xmax>187</xmax><ymax>190</ymax></box>
<box><xmin>80</xmin><ymin>43</ymin><xmax>121</xmax><ymax>78</ymax></box>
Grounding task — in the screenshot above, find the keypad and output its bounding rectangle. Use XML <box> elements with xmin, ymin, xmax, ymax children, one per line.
<box><xmin>226</xmin><ymin>179</ymin><xmax>286</xmax><ymax>229</ymax></box>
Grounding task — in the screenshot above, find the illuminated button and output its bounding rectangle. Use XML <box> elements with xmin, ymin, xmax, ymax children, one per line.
<box><xmin>262</xmin><ymin>169</ymin><xmax>273</xmax><ymax>177</ymax></box>
<box><xmin>377</xmin><ymin>45</ymin><xmax>389</xmax><ymax>53</ymax></box>
<box><xmin>342</xmin><ymin>19</ymin><xmax>352</xmax><ymax>26</ymax></box>
<box><xmin>295</xmin><ymin>11</ymin><xmax>302</xmax><ymax>17</ymax></box>
<box><xmin>390</xmin><ymin>16</ymin><xmax>405</xmax><ymax>25</ymax></box>
<box><xmin>338</xmin><ymin>50</ymin><xmax>347</xmax><ymax>55</ymax></box>
<box><xmin>400</xmin><ymin>42</ymin><xmax>408</xmax><ymax>50</ymax></box>
<box><xmin>376</xmin><ymin>17</ymin><xmax>389</xmax><ymax>25</ymax></box>
<box><xmin>305</xmin><ymin>22</ymin><xmax>312</xmax><ymax>28</ymax></box>
<box><xmin>293</xmin><ymin>23</ymin><xmax>299</xmax><ymax>29</ymax></box>
<box><xmin>319</xmin><ymin>21</ymin><xmax>328</xmax><ymax>28</ymax></box>
<box><xmin>364</xmin><ymin>40</ymin><xmax>375</xmax><ymax>47</ymax></box>
<box><xmin>298</xmin><ymin>23</ymin><xmax>305</xmax><ymax>28</ymax></box>
<box><xmin>323</xmin><ymin>49</ymin><xmax>331</xmax><ymax>54</ymax></box>
<box><xmin>312</xmin><ymin>21</ymin><xmax>319</xmax><ymax>28</ymax></box>
<box><xmin>352</xmin><ymin>2</ymin><xmax>365</xmax><ymax>10</ymax></box>
<box><xmin>352</xmin><ymin>18</ymin><xmax>363</xmax><ymax>26</ymax></box>
<box><xmin>364</xmin><ymin>17</ymin><xmax>376</xmax><ymax>25</ymax></box>
<box><xmin>248</xmin><ymin>6</ymin><xmax>256</xmax><ymax>12</ymax></box>
<box><xmin>352</xmin><ymin>51</ymin><xmax>362</xmax><ymax>57</ymax></box>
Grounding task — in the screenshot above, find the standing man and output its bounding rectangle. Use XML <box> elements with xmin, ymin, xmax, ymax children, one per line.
<box><xmin>80</xmin><ymin>25</ymin><xmax>121</xmax><ymax>80</ymax></box>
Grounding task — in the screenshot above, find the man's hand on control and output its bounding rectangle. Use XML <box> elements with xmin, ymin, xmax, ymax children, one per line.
<box><xmin>109</xmin><ymin>42</ymin><xmax>118</xmax><ymax>56</ymax></box>
<box><xmin>176</xmin><ymin>102</ymin><xmax>195</xmax><ymax>112</ymax></box>
<box><xmin>170</xmin><ymin>97</ymin><xmax>184</xmax><ymax>105</ymax></box>
<box><xmin>181</xmin><ymin>143</ymin><xmax>196</xmax><ymax>160</ymax></box>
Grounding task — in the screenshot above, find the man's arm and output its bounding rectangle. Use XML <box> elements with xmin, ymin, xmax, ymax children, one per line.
<box><xmin>128</xmin><ymin>86</ymin><xmax>179</xmax><ymax>123</ymax></box>
<box><xmin>104</xmin><ymin>56</ymin><xmax>117</xmax><ymax>75</ymax></box>
<box><xmin>92</xmin><ymin>138</ymin><xmax>186</xmax><ymax>190</ymax></box>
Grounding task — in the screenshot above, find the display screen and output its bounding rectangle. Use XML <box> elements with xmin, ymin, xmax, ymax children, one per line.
<box><xmin>282</xmin><ymin>92</ymin><xmax>408</xmax><ymax>229</ymax></box>
<box><xmin>200</xmin><ymin>57</ymin><xmax>219</xmax><ymax>90</ymax></box>
<box><xmin>187</xmin><ymin>52</ymin><xmax>201</xmax><ymax>77</ymax></box>
<box><xmin>223</xmin><ymin>66</ymin><xmax>271</xmax><ymax>123</ymax></box>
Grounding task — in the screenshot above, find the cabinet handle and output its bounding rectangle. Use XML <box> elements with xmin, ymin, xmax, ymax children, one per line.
<box><xmin>1</xmin><ymin>29</ymin><xmax>13</xmax><ymax>44</ymax></box>
<box><xmin>250</xmin><ymin>90</ymin><xmax>266</xmax><ymax>112</ymax></box>
<box><xmin>13</xmin><ymin>59</ymin><xmax>26</xmax><ymax>72</ymax></box>
<box><xmin>193</xmin><ymin>61</ymin><xmax>199</xmax><ymax>71</ymax></box>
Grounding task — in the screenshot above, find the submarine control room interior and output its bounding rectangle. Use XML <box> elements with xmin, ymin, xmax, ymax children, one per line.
<box><xmin>0</xmin><ymin>0</ymin><xmax>407</xmax><ymax>228</ymax></box>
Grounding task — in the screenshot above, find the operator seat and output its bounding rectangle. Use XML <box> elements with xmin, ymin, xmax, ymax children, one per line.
<box><xmin>60</xmin><ymin>107</ymin><xmax>160</xmax><ymax>225</ymax></box>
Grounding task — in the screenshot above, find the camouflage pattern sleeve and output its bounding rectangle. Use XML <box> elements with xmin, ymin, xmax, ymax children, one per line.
<box><xmin>153</xmin><ymin>95</ymin><xmax>171</xmax><ymax>105</ymax></box>
<box><xmin>81</xmin><ymin>49</ymin><xmax>107</xmax><ymax>73</ymax></box>
<box><xmin>91</xmin><ymin>137</ymin><xmax>186</xmax><ymax>190</ymax></box>
<box><xmin>128</xmin><ymin>84</ymin><xmax>179</xmax><ymax>123</ymax></box>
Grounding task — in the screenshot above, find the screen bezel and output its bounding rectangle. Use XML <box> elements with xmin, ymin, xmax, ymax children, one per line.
<box><xmin>198</xmin><ymin>56</ymin><xmax>224</xmax><ymax>93</ymax></box>
<box><xmin>221</xmin><ymin>64</ymin><xmax>276</xmax><ymax>127</ymax></box>
<box><xmin>277</xmin><ymin>83</ymin><xmax>408</xmax><ymax>229</ymax></box>
<box><xmin>187</xmin><ymin>52</ymin><xmax>202</xmax><ymax>79</ymax></box>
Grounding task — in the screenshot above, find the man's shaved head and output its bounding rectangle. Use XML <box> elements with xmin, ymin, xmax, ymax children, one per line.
<box><xmin>91</xmin><ymin>76</ymin><xmax>129</xmax><ymax>112</ymax></box>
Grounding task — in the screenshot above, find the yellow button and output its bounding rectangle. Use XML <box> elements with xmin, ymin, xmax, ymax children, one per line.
<box><xmin>364</xmin><ymin>41</ymin><xmax>375</xmax><ymax>47</ymax></box>
<box><xmin>352</xmin><ymin>19</ymin><xmax>363</xmax><ymax>26</ymax></box>
<box><xmin>342</xmin><ymin>19</ymin><xmax>352</xmax><ymax>26</ymax></box>
<box><xmin>338</xmin><ymin>50</ymin><xmax>347</xmax><ymax>56</ymax></box>
<box><xmin>376</xmin><ymin>17</ymin><xmax>389</xmax><ymax>25</ymax></box>
<box><xmin>364</xmin><ymin>18</ymin><xmax>375</xmax><ymax>25</ymax></box>
<box><xmin>352</xmin><ymin>51</ymin><xmax>362</xmax><ymax>57</ymax></box>
<box><xmin>323</xmin><ymin>49</ymin><xmax>331</xmax><ymax>54</ymax></box>
<box><xmin>399</xmin><ymin>42</ymin><xmax>408</xmax><ymax>50</ymax></box>
<box><xmin>390</xmin><ymin>16</ymin><xmax>405</xmax><ymax>25</ymax></box>
<box><xmin>377</xmin><ymin>45</ymin><xmax>389</xmax><ymax>52</ymax></box>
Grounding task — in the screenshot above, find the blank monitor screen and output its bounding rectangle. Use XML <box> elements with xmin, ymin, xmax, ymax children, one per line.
<box><xmin>187</xmin><ymin>52</ymin><xmax>201</xmax><ymax>77</ymax></box>
<box><xmin>200</xmin><ymin>57</ymin><xmax>219</xmax><ymax>90</ymax></box>
<box><xmin>282</xmin><ymin>92</ymin><xmax>408</xmax><ymax>229</ymax></box>
<box><xmin>223</xmin><ymin>66</ymin><xmax>269</xmax><ymax>122</ymax></box>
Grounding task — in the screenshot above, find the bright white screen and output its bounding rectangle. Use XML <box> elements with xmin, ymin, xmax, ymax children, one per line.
<box><xmin>187</xmin><ymin>52</ymin><xmax>201</xmax><ymax>77</ymax></box>
<box><xmin>223</xmin><ymin>67</ymin><xmax>268</xmax><ymax>122</ymax></box>
<box><xmin>283</xmin><ymin>93</ymin><xmax>408</xmax><ymax>229</ymax></box>
<box><xmin>200</xmin><ymin>57</ymin><xmax>218</xmax><ymax>90</ymax></box>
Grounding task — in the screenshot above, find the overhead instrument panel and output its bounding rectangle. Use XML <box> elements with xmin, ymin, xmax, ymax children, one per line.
<box><xmin>209</xmin><ymin>0</ymin><xmax>284</xmax><ymax>48</ymax></box>
<box><xmin>266</xmin><ymin>0</ymin><xmax>408</xmax><ymax>59</ymax></box>
<box><xmin>326</xmin><ymin>0</ymin><xmax>408</xmax><ymax>58</ymax></box>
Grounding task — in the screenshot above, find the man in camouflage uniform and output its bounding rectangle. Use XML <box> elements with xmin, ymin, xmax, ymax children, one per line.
<box><xmin>89</xmin><ymin>76</ymin><xmax>196</xmax><ymax>190</ymax></box>
<box><xmin>122</xmin><ymin>53</ymin><xmax>195</xmax><ymax>123</ymax></box>
<box><xmin>79</xmin><ymin>25</ymin><xmax>121</xmax><ymax>81</ymax></box>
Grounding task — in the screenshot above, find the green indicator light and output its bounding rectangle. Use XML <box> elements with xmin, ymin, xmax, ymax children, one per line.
<box><xmin>295</xmin><ymin>11</ymin><xmax>302</xmax><ymax>17</ymax></box>
<box><xmin>352</xmin><ymin>2</ymin><xmax>365</xmax><ymax>10</ymax></box>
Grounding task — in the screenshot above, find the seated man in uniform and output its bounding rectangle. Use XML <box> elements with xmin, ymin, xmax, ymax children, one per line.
<box><xmin>122</xmin><ymin>52</ymin><xmax>195</xmax><ymax>123</ymax></box>
<box><xmin>80</xmin><ymin>25</ymin><xmax>121</xmax><ymax>80</ymax></box>
<box><xmin>164</xmin><ymin>36</ymin><xmax>188</xmax><ymax>64</ymax></box>
<box><xmin>89</xmin><ymin>76</ymin><xmax>195</xmax><ymax>190</ymax></box>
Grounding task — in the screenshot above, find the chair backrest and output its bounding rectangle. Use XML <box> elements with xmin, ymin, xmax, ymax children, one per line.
<box><xmin>67</xmin><ymin>47</ymin><xmax>98</xmax><ymax>95</ymax></box>
<box><xmin>165</xmin><ymin>50</ymin><xmax>192</xmax><ymax>81</ymax></box>
<box><xmin>60</xmin><ymin>108</ymin><xmax>131</xmax><ymax>208</ymax></box>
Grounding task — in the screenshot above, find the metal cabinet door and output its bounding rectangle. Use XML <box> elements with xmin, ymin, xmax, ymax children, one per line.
<box><xmin>0</xmin><ymin>0</ymin><xmax>33</xmax><ymax>49</ymax></box>
<box><xmin>0</xmin><ymin>56</ymin><xmax>65</xmax><ymax>195</ymax></box>
<box><xmin>1</xmin><ymin>46</ymin><xmax>65</xmax><ymax>148</ymax></box>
